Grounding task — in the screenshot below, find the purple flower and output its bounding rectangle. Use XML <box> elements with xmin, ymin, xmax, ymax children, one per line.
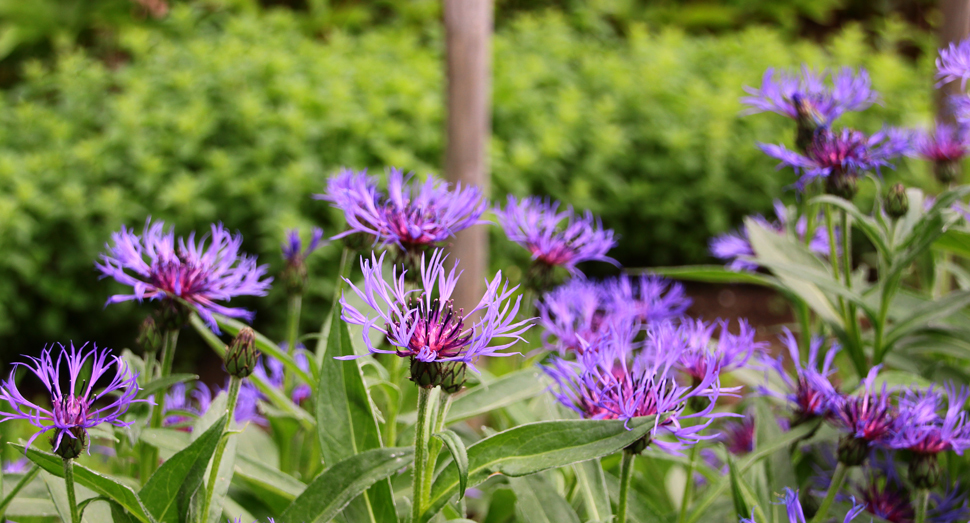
<box><xmin>2</xmin><ymin>458</ymin><xmax>29</xmax><ymax>474</ymax></box>
<box><xmin>741</xmin><ymin>66</ymin><xmax>878</xmax><ymax>124</ymax></box>
<box><xmin>97</xmin><ymin>219</ymin><xmax>273</xmax><ymax>333</ymax></box>
<box><xmin>496</xmin><ymin>196</ymin><xmax>618</xmax><ymax>276</ymax></box>
<box><xmin>951</xmin><ymin>95</ymin><xmax>970</xmax><ymax>127</ymax></box>
<box><xmin>740</xmin><ymin>488</ymin><xmax>865</xmax><ymax>523</ymax></box>
<box><xmin>602</xmin><ymin>274</ymin><xmax>691</xmax><ymax>324</ymax></box>
<box><xmin>670</xmin><ymin>318</ymin><xmax>764</xmax><ymax>384</ymax></box>
<box><xmin>912</xmin><ymin>124</ymin><xmax>970</xmax><ymax>163</ymax></box>
<box><xmin>315</xmin><ymin>168</ymin><xmax>486</xmax><ymax>251</ymax></box>
<box><xmin>830</xmin><ymin>367</ymin><xmax>897</xmax><ymax>448</ymax></box>
<box><xmin>340</xmin><ymin>249</ymin><xmax>532</xmax><ymax>366</ymax></box>
<box><xmin>252</xmin><ymin>349</ymin><xmax>313</xmax><ymax>405</ymax></box>
<box><xmin>930</xmin><ymin>483</ymin><xmax>970</xmax><ymax>523</ymax></box>
<box><xmin>234</xmin><ymin>381</ymin><xmax>266</xmax><ymax>426</ymax></box>
<box><xmin>542</xmin><ymin>320</ymin><xmax>730</xmax><ymax>455</ymax></box>
<box><xmin>892</xmin><ymin>383</ymin><xmax>970</xmax><ymax>456</ymax></box>
<box><xmin>760</xmin><ymin>329</ymin><xmax>840</xmax><ymax>423</ymax></box>
<box><xmin>0</xmin><ymin>343</ymin><xmax>143</xmax><ymax>453</ymax></box>
<box><xmin>162</xmin><ymin>382</ymin><xmax>213</xmax><ymax>430</ymax></box>
<box><xmin>536</xmin><ymin>278</ymin><xmax>608</xmax><ymax>354</ymax></box>
<box><xmin>282</xmin><ymin>228</ymin><xmax>324</xmax><ymax>266</ymax></box>
<box><xmin>760</xmin><ymin>128</ymin><xmax>909</xmax><ymax>190</ymax></box>
<box><xmin>710</xmin><ymin>201</ymin><xmax>831</xmax><ymax>271</ymax></box>
<box><xmin>720</xmin><ymin>415</ymin><xmax>756</xmax><ymax>455</ymax></box>
<box><xmin>937</xmin><ymin>38</ymin><xmax>970</xmax><ymax>89</ymax></box>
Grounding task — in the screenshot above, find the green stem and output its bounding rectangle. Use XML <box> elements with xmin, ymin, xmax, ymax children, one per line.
<box><xmin>411</xmin><ymin>386</ymin><xmax>435</xmax><ymax>523</ymax></box>
<box><xmin>0</xmin><ymin>464</ymin><xmax>40</xmax><ymax>519</ymax></box>
<box><xmin>63</xmin><ymin>459</ymin><xmax>80</xmax><ymax>523</ymax></box>
<box><xmin>677</xmin><ymin>443</ymin><xmax>700</xmax><ymax>523</ymax></box>
<box><xmin>159</xmin><ymin>329</ymin><xmax>180</xmax><ymax>379</ymax></box>
<box><xmin>199</xmin><ymin>376</ymin><xmax>241</xmax><ymax>523</ymax></box>
<box><xmin>810</xmin><ymin>462</ymin><xmax>848</xmax><ymax>523</ymax></box>
<box><xmin>617</xmin><ymin>452</ymin><xmax>635</xmax><ymax>523</ymax></box>
<box><xmin>317</xmin><ymin>247</ymin><xmax>354</xmax><ymax>360</ymax></box>
<box><xmin>841</xmin><ymin>211</ymin><xmax>863</xmax><ymax>374</ymax></box>
<box><xmin>284</xmin><ymin>293</ymin><xmax>302</xmax><ymax>393</ymax></box>
<box><xmin>141</xmin><ymin>329</ymin><xmax>180</xmax><ymax>483</ymax></box>
<box><xmin>384</xmin><ymin>355</ymin><xmax>404</xmax><ymax>447</ymax></box>
<box><xmin>873</xmin><ymin>271</ymin><xmax>901</xmax><ymax>364</ymax></box>
<box><xmin>423</xmin><ymin>390</ymin><xmax>453</xmax><ymax>503</ymax></box>
<box><xmin>915</xmin><ymin>489</ymin><xmax>930</xmax><ymax>523</ymax></box>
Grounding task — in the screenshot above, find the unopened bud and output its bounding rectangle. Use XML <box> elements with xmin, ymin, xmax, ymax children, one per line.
<box><xmin>624</xmin><ymin>435</ymin><xmax>652</xmax><ymax>455</ymax></box>
<box><xmin>934</xmin><ymin>159</ymin><xmax>961</xmax><ymax>185</ymax></box>
<box><xmin>884</xmin><ymin>184</ymin><xmax>909</xmax><ymax>219</ymax></box>
<box><xmin>225</xmin><ymin>328</ymin><xmax>259</xmax><ymax>378</ymax></box>
<box><xmin>440</xmin><ymin>362</ymin><xmax>467</xmax><ymax>394</ymax></box>
<box><xmin>51</xmin><ymin>427</ymin><xmax>87</xmax><ymax>460</ymax></box>
<box><xmin>137</xmin><ymin>316</ymin><xmax>163</xmax><ymax>354</ymax></box>
<box><xmin>157</xmin><ymin>300</ymin><xmax>190</xmax><ymax>332</ymax></box>
<box><xmin>408</xmin><ymin>358</ymin><xmax>468</xmax><ymax>391</ymax></box>
<box><xmin>825</xmin><ymin>171</ymin><xmax>858</xmax><ymax>201</ymax></box>
<box><xmin>837</xmin><ymin>435</ymin><xmax>868</xmax><ymax>467</ymax></box>
<box><xmin>909</xmin><ymin>453</ymin><xmax>941</xmax><ymax>490</ymax></box>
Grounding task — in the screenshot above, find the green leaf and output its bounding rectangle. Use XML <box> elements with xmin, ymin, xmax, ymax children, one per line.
<box><xmin>41</xmin><ymin>471</ymin><xmax>113</xmax><ymax>523</ymax></box>
<box><xmin>317</xmin><ymin>307</ymin><xmax>396</xmax><ymax>523</ymax></box>
<box><xmin>16</xmin><ymin>444</ymin><xmax>156</xmax><ymax>523</ymax></box>
<box><xmin>136</xmin><ymin>374</ymin><xmax>199</xmax><ymax>401</ymax></box>
<box><xmin>727</xmin><ymin>456</ymin><xmax>749</xmax><ymax>521</ymax></box>
<box><xmin>572</xmin><ymin>459</ymin><xmax>612</xmax><ymax>523</ymax></box>
<box><xmin>509</xmin><ymin>475</ymin><xmax>581</xmax><ymax>523</ymax></box>
<box><xmin>0</xmin><ymin>464</ymin><xmax>40</xmax><ymax>516</ymax></box>
<box><xmin>138</xmin><ymin>414</ymin><xmax>226</xmax><ymax>523</ymax></box>
<box><xmin>812</xmin><ymin>195</ymin><xmax>890</xmax><ymax>259</ymax></box>
<box><xmin>604</xmin><ymin>471</ymin><xmax>665</xmax><ymax>523</ymax></box>
<box><xmin>422</xmin><ymin>416</ymin><xmax>658</xmax><ymax>522</ymax></box>
<box><xmin>754</xmin><ymin>398</ymin><xmax>795</xmax><ymax>501</ymax></box>
<box><xmin>932</xmin><ymin>229</ymin><xmax>970</xmax><ymax>259</ymax></box>
<box><xmin>646</xmin><ymin>265</ymin><xmax>776</xmax><ymax>285</ymax></box>
<box><xmin>400</xmin><ymin>368</ymin><xmax>551</xmax><ymax>425</ymax></box>
<box><xmin>434</xmin><ymin>430</ymin><xmax>469</xmax><ymax>500</ymax></box>
<box><xmin>278</xmin><ymin>447</ymin><xmax>413</xmax><ymax>523</ymax></box>
<box><xmin>884</xmin><ymin>290</ymin><xmax>970</xmax><ymax>350</ymax></box>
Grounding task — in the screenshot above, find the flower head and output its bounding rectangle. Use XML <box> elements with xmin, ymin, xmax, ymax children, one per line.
<box><xmin>536</xmin><ymin>278</ymin><xmax>608</xmax><ymax>354</ymax></box>
<box><xmin>496</xmin><ymin>196</ymin><xmax>617</xmax><ymax>277</ymax></box>
<box><xmin>315</xmin><ymin>168</ymin><xmax>486</xmax><ymax>252</ymax></box>
<box><xmin>710</xmin><ymin>201</ymin><xmax>831</xmax><ymax>271</ymax></box>
<box><xmin>601</xmin><ymin>274</ymin><xmax>691</xmax><ymax>324</ymax></box>
<box><xmin>163</xmin><ymin>382</ymin><xmax>213</xmax><ymax>429</ymax></box>
<box><xmin>892</xmin><ymin>383</ymin><xmax>970</xmax><ymax>456</ymax></box>
<box><xmin>97</xmin><ymin>219</ymin><xmax>272</xmax><ymax>333</ymax></box>
<box><xmin>937</xmin><ymin>38</ymin><xmax>970</xmax><ymax>89</ymax></box>
<box><xmin>340</xmin><ymin>249</ymin><xmax>532</xmax><ymax>367</ymax></box>
<box><xmin>671</xmin><ymin>318</ymin><xmax>763</xmax><ymax>384</ymax></box>
<box><xmin>760</xmin><ymin>330</ymin><xmax>840</xmax><ymax>423</ymax></box>
<box><xmin>720</xmin><ymin>415</ymin><xmax>756</xmax><ymax>455</ymax></box>
<box><xmin>912</xmin><ymin>123</ymin><xmax>970</xmax><ymax>184</ymax></box>
<box><xmin>0</xmin><ymin>343</ymin><xmax>143</xmax><ymax>456</ymax></box>
<box><xmin>741</xmin><ymin>66</ymin><xmax>878</xmax><ymax>124</ymax></box>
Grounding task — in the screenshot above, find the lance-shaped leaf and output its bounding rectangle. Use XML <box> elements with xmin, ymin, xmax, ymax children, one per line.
<box><xmin>317</xmin><ymin>307</ymin><xmax>396</xmax><ymax>523</ymax></box>
<box><xmin>136</xmin><ymin>374</ymin><xmax>199</xmax><ymax>401</ymax></box>
<box><xmin>645</xmin><ymin>265</ymin><xmax>777</xmax><ymax>286</ymax></box>
<box><xmin>278</xmin><ymin>447</ymin><xmax>413</xmax><ymax>523</ymax></box>
<box><xmin>573</xmin><ymin>459</ymin><xmax>612</xmax><ymax>522</ymax></box>
<box><xmin>509</xmin><ymin>475</ymin><xmax>581</xmax><ymax>523</ymax></box>
<box><xmin>421</xmin><ymin>416</ymin><xmax>657</xmax><ymax>522</ymax></box>
<box><xmin>434</xmin><ymin>430</ymin><xmax>469</xmax><ymax>500</ymax></box>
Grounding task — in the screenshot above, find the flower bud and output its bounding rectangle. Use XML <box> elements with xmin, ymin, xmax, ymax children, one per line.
<box><xmin>837</xmin><ymin>434</ymin><xmax>868</xmax><ymax>467</ymax></box>
<box><xmin>225</xmin><ymin>328</ymin><xmax>259</xmax><ymax>378</ymax></box>
<box><xmin>157</xmin><ymin>300</ymin><xmax>190</xmax><ymax>332</ymax></box>
<box><xmin>884</xmin><ymin>183</ymin><xmax>909</xmax><ymax>219</ymax></box>
<box><xmin>51</xmin><ymin>427</ymin><xmax>87</xmax><ymax>460</ymax></box>
<box><xmin>825</xmin><ymin>171</ymin><xmax>859</xmax><ymax>201</ymax></box>
<box><xmin>440</xmin><ymin>362</ymin><xmax>467</xmax><ymax>394</ymax></box>
<box><xmin>136</xmin><ymin>316</ymin><xmax>163</xmax><ymax>354</ymax></box>
<box><xmin>908</xmin><ymin>453</ymin><xmax>940</xmax><ymax>490</ymax></box>
<box><xmin>624</xmin><ymin>435</ymin><xmax>652</xmax><ymax>455</ymax></box>
<box><xmin>934</xmin><ymin>159</ymin><xmax>961</xmax><ymax>185</ymax></box>
<box><xmin>408</xmin><ymin>358</ymin><xmax>467</xmax><ymax>391</ymax></box>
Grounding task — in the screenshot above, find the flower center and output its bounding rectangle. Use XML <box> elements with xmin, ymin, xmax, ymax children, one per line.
<box><xmin>53</xmin><ymin>394</ymin><xmax>89</xmax><ymax>427</ymax></box>
<box><xmin>396</xmin><ymin>298</ymin><xmax>472</xmax><ymax>361</ymax></box>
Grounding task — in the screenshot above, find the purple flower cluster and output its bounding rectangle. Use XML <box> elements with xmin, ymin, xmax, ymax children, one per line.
<box><xmin>710</xmin><ymin>201</ymin><xmax>831</xmax><ymax>271</ymax></box>
<box><xmin>892</xmin><ymin>384</ymin><xmax>970</xmax><ymax>456</ymax></box>
<box><xmin>830</xmin><ymin>367</ymin><xmax>897</xmax><ymax>448</ymax></box>
<box><xmin>0</xmin><ymin>343</ymin><xmax>143</xmax><ymax>453</ymax></box>
<box><xmin>536</xmin><ymin>275</ymin><xmax>690</xmax><ymax>354</ymax></box>
<box><xmin>496</xmin><ymin>196</ymin><xmax>617</xmax><ymax>276</ymax></box>
<box><xmin>340</xmin><ymin>249</ymin><xmax>531</xmax><ymax>366</ymax></box>
<box><xmin>741</xmin><ymin>66</ymin><xmax>878</xmax><ymax>124</ymax></box>
<box><xmin>316</xmin><ymin>168</ymin><xmax>486</xmax><ymax>252</ymax></box>
<box><xmin>97</xmin><ymin>219</ymin><xmax>272</xmax><ymax>333</ymax></box>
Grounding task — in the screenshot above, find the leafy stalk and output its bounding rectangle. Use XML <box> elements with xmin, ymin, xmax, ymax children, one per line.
<box><xmin>141</xmin><ymin>329</ymin><xmax>180</xmax><ymax>483</ymax></box>
<box><xmin>423</xmin><ymin>390</ymin><xmax>454</xmax><ymax>502</ymax></box>
<box><xmin>678</xmin><ymin>443</ymin><xmax>700</xmax><ymax>523</ymax></box>
<box><xmin>284</xmin><ymin>292</ymin><xmax>302</xmax><ymax>393</ymax></box>
<box><xmin>809</xmin><ymin>462</ymin><xmax>847</xmax><ymax>523</ymax></box>
<box><xmin>63</xmin><ymin>458</ymin><xmax>80</xmax><ymax>523</ymax></box>
<box><xmin>199</xmin><ymin>376</ymin><xmax>241</xmax><ymax>523</ymax></box>
<box><xmin>617</xmin><ymin>451</ymin><xmax>635</xmax><ymax>523</ymax></box>
<box><xmin>411</xmin><ymin>386</ymin><xmax>435</xmax><ymax>522</ymax></box>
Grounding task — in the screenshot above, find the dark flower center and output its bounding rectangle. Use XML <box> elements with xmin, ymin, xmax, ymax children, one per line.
<box><xmin>393</xmin><ymin>297</ymin><xmax>472</xmax><ymax>361</ymax></box>
<box><xmin>53</xmin><ymin>394</ymin><xmax>89</xmax><ymax>427</ymax></box>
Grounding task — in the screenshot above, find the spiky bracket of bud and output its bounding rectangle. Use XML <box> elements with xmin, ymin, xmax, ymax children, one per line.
<box><xmin>409</xmin><ymin>358</ymin><xmax>468</xmax><ymax>392</ymax></box>
<box><xmin>225</xmin><ymin>327</ymin><xmax>259</xmax><ymax>378</ymax></box>
<box><xmin>909</xmin><ymin>453</ymin><xmax>941</xmax><ymax>490</ymax></box>
<box><xmin>837</xmin><ymin>434</ymin><xmax>868</xmax><ymax>467</ymax></box>
<box><xmin>137</xmin><ymin>316</ymin><xmax>164</xmax><ymax>354</ymax></box>
<box><xmin>51</xmin><ymin>427</ymin><xmax>87</xmax><ymax>460</ymax></box>
<box><xmin>884</xmin><ymin>183</ymin><xmax>909</xmax><ymax>219</ymax></box>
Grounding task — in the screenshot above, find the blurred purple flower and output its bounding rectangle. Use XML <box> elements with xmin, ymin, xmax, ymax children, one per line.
<box><xmin>710</xmin><ymin>201</ymin><xmax>831</xmax><ymax>272</ymax></box>
<box><xmin>602</xmin><ymin>274</ymin><xmax>691</xmax><ymax>324</ymax></box>
<box><xmin>97</xmin><ymin>219</ymin><xmax>272</xmax><ymax>333</ymax></box>
<box><xmin>314</xmin><ymin>168</ymin><xmax>383</xmax><ymax>241</ymax></box>
<box><xmin>2</xmin><ymin>458</ymin><xmax>29</xmax><ymax>474</ymax></box>
<box><xmin>670</xmin><ymin>318</ymin><xmax>764</xmax><ymax>384</ymax></box>
<box><xmin>536</xmin><ymin>278</ymin><xmax>608</xmax><ymax>354</ymax></box>
<box><xmin>720</xmin><ymin>415</ymin><xmax>756</xmax><ymax>455</ymax></box>
<box><xmin>912</xmin><ymin>123</ymin><xmax>970</xmax><ymax>163</ymax></box>
<box><xmin>741</xmin><ymin>66</ymin><xmax>878</xmax><ymax>124</ymax></box>
<box><xmin>759</xmin><ymin>329</ymin><xmax>840</xmax><ymax>424</ymax></box>
<box><xmin>234</xmin><ymin>381</ymin><xmax>266</xmax><ymax>426</ymax></box>
<box><xmin>163</xmin><ymin>382</ymin><xmax>213</xmax><ymax>429</ymax></box>
<box><xmin>740</xmin><ymin>487</ymin><xmax>865</xmax><ymax>523</ymax></box>
<box><xmin>892</xmin><ymin>383</ymin><xmax>970</xmax><ymax>456</ymax></box>
<box><xmin>282</xmin><ymin>228</ymin><xmax>324</xmax><ymax>266</ymax></box>
<box><xmin>496</xmin><ymin>196</ymin><xmax>617</xmax><ymax>275</ymax></box>
<box><xmin>252</xmin><ymin>349</ymin><xmax>313</xmax><ymax>405</ymax></box>
<box><xmin>830</xmin><ymin>367</ymin><xmax>897</xmax><ymax>448</ymax></box>
<box><xmin>340</xmin><ymin>250</ymin><xmax>532</xmax><ymax>366</ymax></box>
<box><xmin>0</xmin><ymin>343</ymin><xmax>143</xmax><ymax>453</ymax></box>
<box><xmin>937</xmin><ymin>38</ymin><xmax>970</xmax><ymax>89</ymax></box>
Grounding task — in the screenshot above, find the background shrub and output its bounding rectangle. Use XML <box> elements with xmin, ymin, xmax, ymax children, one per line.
<box><xmin>0</xmin><ymin>6</ymin><xmax>937</xmax><ymax>357</ymax></box>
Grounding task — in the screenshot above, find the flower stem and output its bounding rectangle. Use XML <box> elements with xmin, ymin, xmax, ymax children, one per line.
<box><xmin>63</xmin><ymin>458</ymin><xmax>80</xmax><ymax>523</ymax></box>
<box><xmin>284</xmin><ymin>292</ymin><xmax>303</xmax><ymax>393</ymax></box>
<box><xmin>411</xmin><ymin>386</ymin><xmax>435</xmax><ymax>523</ymax></box>
<box><xmin>810</xmin><ymin>462</ymin><xmax>848</xmax><ymax>523</ymax></box>
<box><xmin>677</xmin><ymin>443</ymin><xmax>700</xmax><ymax>523</ymax></box>
<box><xmin>159</xmin><ymin>329</ymin><xmax>180</xmax><ymax>379</ymax></box>
<box><xmin>915</xmin><ymin>489</ymin><xmax>930</xmax><ymax>523</ymax></box>
<box><xmin>200</xmin><ymin>376</ymin><xmax>241</xmax><ymax>523</ymax></box>
<box><xmin>141</xmin><ymin>329</ymin><xmax>181</xmax><ymax>483</ymax></box>
<box><xmin>617</xmin><ymin>451</ymin><xmax>636</xmax><ymax>523</ymax></box>
<box><xmin>422</xmin><ymin>390</ymin><xmax>453</xmax><ymax>504</ymax></box>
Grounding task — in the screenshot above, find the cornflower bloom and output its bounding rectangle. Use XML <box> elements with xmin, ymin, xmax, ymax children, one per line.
<box><xmin>760</xmin><ymin>330</ymin><xmax>840</xmax><ymax>425</ymax></box>
<box><xmin>936</xmin><ymin>38</ymin><xmax>970</xmax><ymax>89</ymax></box>
<box><xmin>234</xmin><ymin>381</ymin><xmax>266</xmax><ymax>426</ymax></box>
<box><xmin>601</xmin><ymin>274</ymin><xmax>691</xmax><ymax>324</ymax></box>
<box><xmin>97</xmin><ymin>219</ymin><xmax>272</xmax><ymax>333</ymax></box>
<box><xmin>340</xmin><ymin>249</ymin><xmax>532</xmax><ymax>387</ymax></box>
<box><xmin>911</xmin><ymin>123</ymin><xmax>970</xmax><ymax>184</ymax></box>
<box><xmin>536</xmin><ymin>278</ymin><xmax>609</xmax><ymax>354</ymax></box>
<box><xmin>281</xmin><ymin>227</ymin><xmax>324</xmax><ymax>294</ymax></box>
<box><xmin>667</xmin><ymin>318</ymin><xmax>763</xmax><ymax>385</ymax></box>
<box><xmin>891</xmin><ymin>384</ymin><xmax>970</xmax><ymax>488</ymax></box>
<box><xmin>252</xmin><ymin>349</ymin><xmax>313</xmax><ymax>405</ymax></box>
<box><xmin>0</xmin><ymin>343</ymin><xmax>143</xmax><ymax>457</ymax></box>
<box><xmin>496</xmin><ymin>196</ymin><xmax>617</xmax><ymax>280</ymax></box>
<box><xmin>740</xmin><ymin>488</ymin><xmax>865</xmax><ymax>523</ymax></box>
<box><xmin>759</xmin><ymin>127</ymin><xmax>910</xmax><ymax>197</ymax></box>
<box><xmin>542</xmin><ymin>320</ymin><xmax>729</xmax><ymax>455</ymax></box>
<box><xmin>710</xmin><ymin>201</ymin><xmax>831</xmax><ymax>272</ymax></box>
<box><xmin>163</xmin><ymin>382</ymin><xmax>213</xmax><ymax>429</ymax></box>
<box><xmin>315</xmin><ymin>168</ymin><xmax>486</xmax><ymax>254</ymax></box>
<box><xmin>720</xmin><ymin>415</ymin><xmax>756</xmax><ymax>455</ymax></box>
<box><xmin>830</xmin><ymin>367</ymin><xmax>897</xmax><ymax>466</ymax></box>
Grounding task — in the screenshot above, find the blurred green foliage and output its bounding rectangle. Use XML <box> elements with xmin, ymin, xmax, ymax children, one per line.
<box><xmin>0</xmin><ymin>6</ymin><xmax>938</xmax><ymax>355</ymax></box>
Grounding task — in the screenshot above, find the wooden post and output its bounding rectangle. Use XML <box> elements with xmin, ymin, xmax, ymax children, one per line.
<box><xmin>938</xmin><ymin>0</ymin><xmax>970</xmax><ymax>121</ymax></box>
<box><xmin>444</xmin><ymin>0</ymin><xmax>493</xmax><ymax>311</ymax></box>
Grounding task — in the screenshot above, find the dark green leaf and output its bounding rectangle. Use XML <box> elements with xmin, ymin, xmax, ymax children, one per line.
<box><xmin>604</xmin><ymin>471</ymin><xmax>665</xmax><ymax>523</ymax></box>
<box><xmin>136</xmin><ymin>374</ymin><xmax>199</xmax><ymax>401</ymax></box>
<box><xmin>317</xmin><ymin>307</ymin><xmax>396</xmax><ymax>523</ymax></box>
<box><xmin>727</xmin><ymin>456</ymin><xmax>749</xmax><ymax>521</ymax></box>
<box><xmin>572</xmin><ymin>459</ymin><xmax>612</xmax><ymax>522</ymax></box>
<box><xmin>422</xmin><ymin>416</ymin><xmax>657</xmax><ymax>522</ymax></box>
<box><xmin>645</xmin><ymin>265</ymin><xmax>776</xmax><ymax>286</ymax></box>
<box><xmin>138</xmin><ymin>414</ymin><xmax>226</xmax><ymax>523</ymax></box>
<box><xmin>884</xmin><ymin>290</ymin><xmax>970</xmax><ymax>349</ymax></box>
<box><xmin>17</xmin><ymin>445</ymin><xmax>156</xmax><ymax>523</ymax></box>
<box><xmin>932</xmin><ymin>229</ymin><xmax>970</xmax><ymax>259</ymax></box>
<box><xmin>509</xmin><ymin>475</ymin><xmax>581</xmax><ymax>523</ymax></box>
<box><xmin>278</xmin><ymin>447</ymin><xmax>413</xmax><ymax>523</ymax></box>
<box><xmin>434</xmin><ymin>430</ymin><xmax>469</xmax><ymax>500</ymax></box>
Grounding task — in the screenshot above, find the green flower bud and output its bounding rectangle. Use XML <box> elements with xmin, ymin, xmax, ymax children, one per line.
<box><xmin>884</xmin><ymin>183</ymin><xmax>909</xmax><ymax>219</ymax></box>
<box><xmin>909</xmin><ymin>453</ymin><xmax>941</xmax><ymax>490</ymax></box>
<box><xmin>408</xmin><ymin>358</ymin><xmax>467</xmax><ymax>391</ymax></box>
<box><xmin>157</xmin><ymin>300</ymin><xmax>190</xmax><ymax>332</ymax></box>
<box><xmin>225</xmin><ymin>327</ymin><xmax>259</xmax><ymax>378</ymax></box>
<box><xmin>440</xmin><ymin>362</ymin><xmax>467</xmax><ymax>394</ymax></box>
<box><xmin>837</xmin><ymin>434</ymin><xmax>868</xmax><ymax>467</ymax></box>
<box><xmin>935</xmin><ymin>159</ymin><xmax>961</xmax><ymax>185</ymax></box>
<box><xmin>624</xmin><ymin>435</ymin><xmax>651</xmax><ymax>455</ymax></box>
<box><xmin>51</xmin><ymin>427</ymin><xmax>87</xmax><ymax>460</ymax></box>
<box><xmin>282</xmin><ymin>261</ymin><xmax>309</xmax><ymax>296</ymax></box>
<box><xmin>136</xmin><ymin>316</ymin><xmax>163</xmax><ymax>354</ymax></box>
